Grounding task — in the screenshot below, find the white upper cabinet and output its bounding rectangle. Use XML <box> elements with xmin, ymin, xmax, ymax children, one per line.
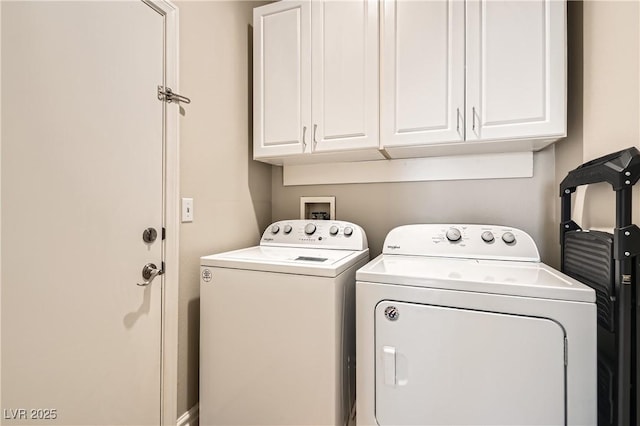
<box><xmin>380</xmin><ymin>0</ymin><xmax>465</xmax><ymax>147</ymax></box>
<box><xmin>253</xmin><ymin>1</ymin><xmax>311</xmax><ymax>159</ymax></box>
<box><xmin>254</xmin><ymin>0</ymin><xmax>381</xmax><ymax>164</ymax></box>
<box><xmin>381</xmin><ymin>0</ymin><xmax>566</xmax><ymax>156</ymax></box>
<box><xmin>253</xmin><ymin>0</ymin><xmax>567</xmax><ymax>165</ymax></box>
<box><xmin>465</xmin><ymin>0</ymin><xmax>566</xmax><ymax>141</ymax></box>
<box><xmin>311</xmin><ymin>0</ymin><xmax>379</xmax><ymax>153</ymax></box>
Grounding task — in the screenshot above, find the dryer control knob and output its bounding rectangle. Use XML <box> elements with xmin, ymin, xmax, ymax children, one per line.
<box><xmin>270</xmin><ymin>225</ymin><xmax>280</xmax><ymax>234</ymax></box>
<box><xmin>283</xmin><ymin>224</ymin><xmax>292</xmax><ymax>234</ymax></box>
<box><xmin>344</xmin><ymin>227</ymin><xmax>354</xmax><ymax>237</ymax></box>
<box><xmin>304</xmin><ymin>223</ymin><xmax>317</xmax><ymax>235</ymax></box>
<box><xmin>502</xmin><ymin>232</ymin><xmax>516</xmax><ymax>244</ymax></box>
<box><xmin>481</xmin><ymin>231</ymin><xmax>495</xmax><ymax>243</ymax></box>
<box><xmin>329</xmin><ymin>225</ymin><xmax>339</xmax><ymax>236</ymax></box>
<box><xmin>446</xmin><ymin>227</ymin><xmax>462</xmax><ymax>242</ymax></box>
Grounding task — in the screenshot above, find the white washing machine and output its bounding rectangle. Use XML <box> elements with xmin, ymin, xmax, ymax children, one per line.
<box><xmin>200</xmin><ymin>220</ymin><xmax>369</xmax><ymax>426</ymax></box>
<box><xmin>356</xmin><ymin>224</ymin><xmax>597</xmax><ymax>426</ymax></box>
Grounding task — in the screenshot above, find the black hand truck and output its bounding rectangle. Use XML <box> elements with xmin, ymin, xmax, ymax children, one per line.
<box><xmin>560</xmin><ymin>147</ymin><xmax>640</xmax><ymax>426</ymax></box>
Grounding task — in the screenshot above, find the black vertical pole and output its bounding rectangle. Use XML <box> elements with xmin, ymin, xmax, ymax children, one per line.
<box><xmin>615</xmin><ymin>187</ymin><xmax>632</xmax><ymax>426</ymax></box>
<box><xmin>634</xmin><ymin>254</ymin><xmax>639</xmax><ymax>426</ymax></box>
<box><xmin>560</xmin><ymin>190</ymin><xmax>573</xmax><ymax>273</ymax></box>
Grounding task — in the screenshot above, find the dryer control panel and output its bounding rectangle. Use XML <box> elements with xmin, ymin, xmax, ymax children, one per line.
<box><xmin>261</xmin><ymin>220</ymin><xmax>368</xmax><ymax>251</ymax></box>
<box><xmin>383</xmin><ymin>224</ymin><xmax>540</xmax><ymax>262</ymax></box>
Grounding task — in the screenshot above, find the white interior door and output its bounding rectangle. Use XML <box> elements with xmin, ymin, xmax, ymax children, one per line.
<box><xmin>2</xmin><ymin>2</ymin><xmax>165</xmax><ymax>424</ymax></box>
<box><xmin>375</xmin><ymin>300</ymin><xmax>566</xmax><ymax>425</ymax></box>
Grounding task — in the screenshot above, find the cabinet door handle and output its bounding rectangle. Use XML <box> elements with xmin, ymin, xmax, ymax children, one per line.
<box><xmin>472</xmin><ymin>107</ymin><xmax>480</xmax><ymax>136</ymax></box>
<box><xmin>472</xmin><ymin>107</ymin><xmax>476</xmax><ymax>131</ymax></box>
<box><xmin>302</xmin><ymin>126</ymin><xmax>307</xmax><ymax>151</ymax></box>
<box><xmin>456</xmin><ymin>108</ymin><xmax>463</xmax><ymax>138</ymax></box>
<box><xmin>313</xmin><ymin>124</ymin><xmax>318</xmax><ymax>149</ymax></box>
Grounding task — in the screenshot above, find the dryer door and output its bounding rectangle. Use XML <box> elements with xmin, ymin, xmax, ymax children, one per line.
<box><xmin>375</xmin><ymin>300</ymin><xmax>566</xmax><ymax>425</ymax></box>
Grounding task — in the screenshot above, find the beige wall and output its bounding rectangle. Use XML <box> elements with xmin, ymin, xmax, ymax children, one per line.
<box><xmin>555</xmin><ymin>1</ymin><xmax>640</xmax><ymax>233</ymax></box>
<box><xmin>266</xmin><ymin>2</ymin><xmax>566</xmax><ymax>264</ymax></box>
<box><xmin>161</xmin><ymin>0</ymin><xmax>640</xmax><ymax>419</ymax></box>
<box><xmin>582</xmin><ymin>0</ymin><xmax>639</xmax><ymax>162</ymax></box>
<box><xmin>272</xmin><ymin>0</ymin><xmax>640</xmax><ymax>270</ymax></box>
<box><xmin>176</xmin><ymin>0</ymin><xmax>272</xmax><ymax>416</ymax></box>
<box><xmin>3</xmin><ymin>0</ymin><xmax>635</xmax><ymax>419</ymax></box>
<box><xmin>272</xmin><ymin>147</ymin><xmax>558</xmax><ymax>263</ymax></box>
<box><xmin>178</xmin><ymin>0</ymin><xmax>640</xmax><ymax>417</ymax></box>
<box><xmin>552</xmin><ymin>0</ymin><xmax>585</xmax><ymax>263</ymax></box>
<box><xmin>580</xmin><ymin>0</ymin><xmax>640</xmax><ymax>230</ymax></box>
<box><xmin>269</xmin><ymin>3</ymin><xmax>570</xmax><ymax>267</ymax></box>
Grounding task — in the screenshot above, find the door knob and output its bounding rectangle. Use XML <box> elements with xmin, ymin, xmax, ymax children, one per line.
<box><xmin>137</xmin><ymin>263</ymin><xmax>164</xmax><ymax>286</ymax></box>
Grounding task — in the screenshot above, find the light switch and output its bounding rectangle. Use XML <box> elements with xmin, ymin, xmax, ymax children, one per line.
<box><xmin>182</xmin><ymin>198</ymin><xmax>193</xmax><ymax>223</ymax></box>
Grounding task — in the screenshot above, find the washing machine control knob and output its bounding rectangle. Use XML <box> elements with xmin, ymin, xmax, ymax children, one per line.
<box><xmin>344</xmin><ymin>227</ymin><xmax>354</xmax><ymax>237</ymax></box>
<box><xmin>481</xmin><ymin>231</ymin><xmax>495</xmax><ymax>243</ymax></box>
<box><xmin>283</xmin><ymin>224</ymin><xmax>292</xmax><ymax>234</ymax></box>
<box><xmin>446</xmin><ymin>227</ymin><xmax>462</xmax><ymax>242</ymax></box>
<box><xmin>270</xmin><ymin>225</ymin><xmax>280</xmax><ymax>234</ymax></box>
<box><xmin>329</xmin><ymin>225</ymin><xmax>339</xmax><ymax>236</ymax></box>
<box><xmin>502</xmin><ymin>232</ymin><xmax>516</xmax><ymax>244</ymax></box>
<box><xmin>304</xmin><ymin>223</ymin><xmax>317</xmax><ymax>235</ymax></box>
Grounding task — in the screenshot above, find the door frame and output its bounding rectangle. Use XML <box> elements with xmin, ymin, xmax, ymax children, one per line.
<box><xmin>0</xmin><ymin>0</ymin><xmax>4</xmax><ymax>417</ymax></box>
<box><xmin>142</xmin><ymin>1</ymin><xmax>180</xmax><ymax>424</ymax></box>
<box><xmin>0</xmin><ymin>1</ymin><xmax>180</xmax><ymax>424</ymax></box>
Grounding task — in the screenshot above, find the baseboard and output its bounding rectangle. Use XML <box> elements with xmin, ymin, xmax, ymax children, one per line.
<box><xmin>177</xmin><ymin>403</ymin><xmax>199</xmax><ymax>426</ymax></box>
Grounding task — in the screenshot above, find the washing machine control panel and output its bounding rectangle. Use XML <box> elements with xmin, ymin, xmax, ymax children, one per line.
<box><xmin>261</xmin><ymin>220</ymin><xmax>368</xmax><ymax>250</ymax></box>
<box><xmin>383</xmin><ymin>224</ymin><xmax>540</xmax><ymax>262</ymax></box>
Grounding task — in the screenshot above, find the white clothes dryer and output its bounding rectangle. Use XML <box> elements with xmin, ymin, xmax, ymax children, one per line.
<box><xmin>200</xmin><ymin>220</ymin><xmax>369</xmax><ymax>426</ymax></box>
<box><xmin>356</xmin><ymin>224</ymin><xmax>597</xmax><ymax>426</ymax></box>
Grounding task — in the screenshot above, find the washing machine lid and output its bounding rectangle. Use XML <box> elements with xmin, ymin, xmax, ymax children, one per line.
<box><xmin>357</xmin><ymin>254</ymin><xmax>595</xmax><ymax>303</ymax></box>
<box><xmin>201</xmin><ymin>246</ymin><xmax>369</xmax><ymax>277</ymax></box>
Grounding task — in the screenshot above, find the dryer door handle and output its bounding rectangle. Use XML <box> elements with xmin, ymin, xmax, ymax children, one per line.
<box><xmin>382</xmin><ymin>346</ymin><xmax>396</xmax><ymax>386</ymax></box>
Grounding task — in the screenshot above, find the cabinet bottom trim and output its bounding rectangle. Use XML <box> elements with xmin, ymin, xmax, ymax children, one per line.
<box><xmin>282</xmin><ymin>152</ymin><xmax>533</xmax><ymax>186</ymax></box>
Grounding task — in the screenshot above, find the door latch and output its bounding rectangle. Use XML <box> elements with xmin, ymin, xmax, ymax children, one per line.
<box><xmin>157</xmin><ymin>86</ymin><xmax>191</xmax><ymax>104</ymax></box>
<box><xmin>137</xmin><ymin>262</ymin><xmax>164</xmax><ymax>286</ymax></box>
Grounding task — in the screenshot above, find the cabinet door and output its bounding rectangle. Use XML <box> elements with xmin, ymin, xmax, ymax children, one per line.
<box><xmin>253</xmin><ymin>1</ymin><xmax>311</xmax><ymax>159</ymax></box>
<box><xmin>380</xmin><ymin>0</ymin><xmax>465</xmax><ymax>148</ymax></box>
<box><xmin>311</xmin><ymin>0</ymin><xmax>379</xmax><ymax>153</ymax></box>
<box><xmin>466</xmin><ymin>0</ymin><xmax>566</xmax><ymax>141</ymax></box>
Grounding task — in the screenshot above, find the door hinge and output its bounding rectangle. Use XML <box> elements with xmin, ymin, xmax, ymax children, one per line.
<box><xmin>162</xmin><ymin>227</ymin><xmax>166</xmax><ymax>240</ymax></box>
<box><xmin>158</xmin><ymin>85</ymin><xmax>191</xmax><ymax>104</ymax></box>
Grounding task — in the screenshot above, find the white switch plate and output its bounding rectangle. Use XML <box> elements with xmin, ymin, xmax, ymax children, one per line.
<box><xmin>182</xmin><ymin>198</ymin><xmax>194</xmax><ymax>223</ymax></box>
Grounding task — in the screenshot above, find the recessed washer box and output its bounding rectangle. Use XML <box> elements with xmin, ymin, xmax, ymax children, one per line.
<box><xmin>300</xmin><ymin>196</ymin><xmax>335</xmax><ymax>220</ymax></box>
